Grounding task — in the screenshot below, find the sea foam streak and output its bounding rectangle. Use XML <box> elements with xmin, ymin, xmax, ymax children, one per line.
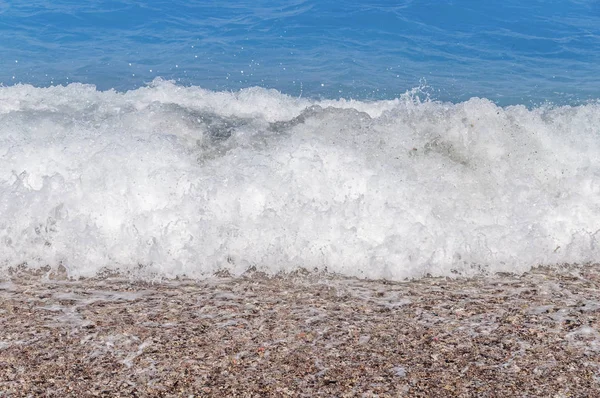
<box><xmin>1</xmin><ymin>79</ymin><xmax>599</xmax><ymax>280</ymax></box>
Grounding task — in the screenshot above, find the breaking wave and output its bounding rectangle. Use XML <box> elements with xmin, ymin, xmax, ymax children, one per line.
<box><xmin>1</xmin><ymin>79</ymin><xmax>600</xmax><ymax>280</ymax></box>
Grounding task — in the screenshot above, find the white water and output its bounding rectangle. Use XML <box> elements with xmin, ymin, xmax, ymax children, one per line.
<box><xmin>1</xmin><ymin>79</ymin><xmax>599</xmax><ymax>280</ymax></box>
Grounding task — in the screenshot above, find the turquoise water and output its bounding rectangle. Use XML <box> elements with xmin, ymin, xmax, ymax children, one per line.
<box><xmin>2</xmin><ymin>1</ymin><xmax>600</xmax><ymax>280</ymax></box>
<box><xmin>1</xmin><ymin>0</ymin><xmax>599</xmax><ymax>104</ymax></box>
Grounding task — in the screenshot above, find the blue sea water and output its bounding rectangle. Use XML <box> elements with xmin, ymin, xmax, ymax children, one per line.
<box><xmin>1</xmin><ymin>0</ymin><xmax>599</xmax><ymax>104</ymax></box>
<box><xmin>1</xmin><ymin>1</ymin><xmax>600</xmax><ymax>280</ymax></box>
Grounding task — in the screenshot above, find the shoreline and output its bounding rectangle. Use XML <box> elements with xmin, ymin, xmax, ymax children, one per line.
<box><xmin>1</xmin><ymin>265</ymin><xmax>600</xmax><ymax>396</ymax></box>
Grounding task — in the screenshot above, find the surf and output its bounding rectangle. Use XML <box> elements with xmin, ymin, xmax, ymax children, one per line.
<box><xmin>1</xmin><ymin>79</ymin><xmax>600</xmax><ymax>280</ymax></box>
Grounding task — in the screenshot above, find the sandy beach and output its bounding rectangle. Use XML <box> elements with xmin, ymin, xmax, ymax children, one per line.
<box><xmin>1</xmin><ymin>265</ymin><xmax>600</xmax><ymax>397</ymax></box>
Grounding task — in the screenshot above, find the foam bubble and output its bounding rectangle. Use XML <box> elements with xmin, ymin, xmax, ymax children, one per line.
<box><xmin>1</xmin><ymin>79</ymin><xmax>600</xmax><ymax>280</ymax></box>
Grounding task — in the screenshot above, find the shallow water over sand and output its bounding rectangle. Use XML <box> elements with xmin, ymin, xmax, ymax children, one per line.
<box><xmin>1</xmin><ymin>264</ymin><xmax>599</xmax><ymax>395</ymax></box>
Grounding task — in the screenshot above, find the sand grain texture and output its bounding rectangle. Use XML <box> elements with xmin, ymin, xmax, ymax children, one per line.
<box><xmin>1</xmin><ymin>265</ymin><xmax>600</xmax><ymax>397</ymax></box>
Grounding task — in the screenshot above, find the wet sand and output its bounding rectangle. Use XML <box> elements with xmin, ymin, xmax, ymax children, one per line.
<box><xmin>1</xmin><ymin>265</ymin><xmax>600</xmax><ymax>397</ymax></box>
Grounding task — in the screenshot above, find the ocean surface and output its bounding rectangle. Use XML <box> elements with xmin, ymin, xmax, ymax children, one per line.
<box><xmin>1</xmin><ymin>0</ymin><xmax>600</xmax><ymax>280</ymax></box>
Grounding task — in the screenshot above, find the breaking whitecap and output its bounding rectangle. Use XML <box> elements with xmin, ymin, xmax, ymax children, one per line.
<box><xmin>1</xmin><ymin>79</ymin><xmax>600</xmax><ymax>280</ymax></box>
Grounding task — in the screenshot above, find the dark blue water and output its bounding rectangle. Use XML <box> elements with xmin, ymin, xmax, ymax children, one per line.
<box><xmin>1</xmin><ymin>0</ymin><xmax>599</xmax><ymax>104</ymax></box>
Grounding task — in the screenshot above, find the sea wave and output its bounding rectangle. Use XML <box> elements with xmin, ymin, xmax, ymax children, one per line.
<box><xmin>1</xmin><ymin>79</ymin><xmax>600</xmax><ymax>280</ymax></box>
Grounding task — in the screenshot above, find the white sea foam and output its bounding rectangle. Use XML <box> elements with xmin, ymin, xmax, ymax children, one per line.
<box><xmin>1</xmin><ymin>79</ymin><xmax>599</xmax><ymax>280</ymax></box>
